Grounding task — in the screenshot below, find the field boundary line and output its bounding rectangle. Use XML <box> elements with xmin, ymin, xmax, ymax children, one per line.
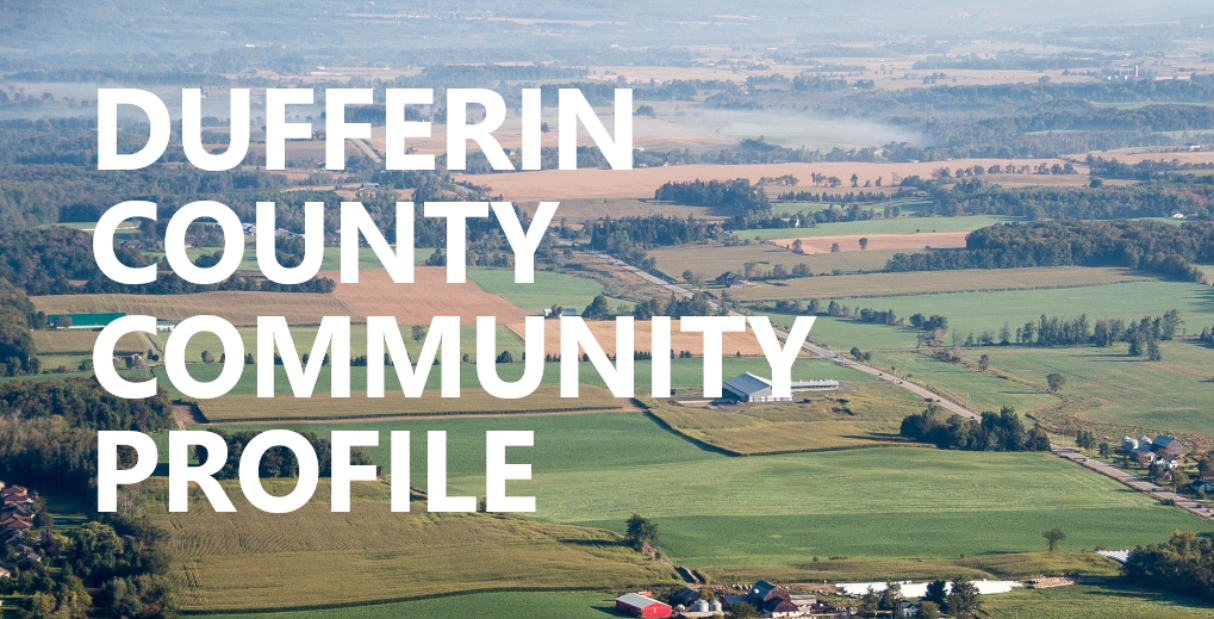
<box><xmin>190</xmin><ymin>406</ymin><xmax>634</xmax><ymax>426</ymax></box>
<box><xmin>177</xmin><ymin>586</ymin><xmax>632</xmax><ymax>615</ymax></box>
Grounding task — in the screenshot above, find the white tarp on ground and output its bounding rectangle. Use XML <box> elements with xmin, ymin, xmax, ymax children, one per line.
<box><xmin>836</xmin><ymin>580</ymin><xmax>1021</xmax><ymax>598</ymax></box>
<box><xmin>1097</xmin><ymin>549</ymin><xmax>1131</xmax><ymax>563</ymax></box>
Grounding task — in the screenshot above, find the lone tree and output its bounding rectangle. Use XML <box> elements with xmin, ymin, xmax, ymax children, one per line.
<box><xmin>201</xmin><ymin>351</ymin><xmax>215</xmax><ymax>364</ymax></box>
<box><xmin>411</xmin><ymin>325</ymin><xmax>426</xmax><ymax>342</ymax></box>
<box><xmin>859</xmin><ymin>237</ymin><xmax>869</xmax><ymax>251</ymax></box>
<box><xmin>625</xmin><ymin>514</ymin><xmax>659</xmax><ymax>550</ymax></box>
<box><xmin>1046</xmin><ymin>373</ymin><xmax>1066</xmax><ymax>394</ymax></box>
<box><xmin>1043</xmin><ymin>527</ymin><xmax>1066</xmax><ymax>552</ymax></box>
<box><xmin>977</xmin><ymin>354</ymin><xmax>990</xmax><ymax>372</ymax></box>
<box><xmin>830</xmin><ymin>242</ymin><xmax>841</xmax><ymax>253</ymax></box>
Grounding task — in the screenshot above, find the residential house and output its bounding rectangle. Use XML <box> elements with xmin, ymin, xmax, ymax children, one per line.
<box><xmin>896</xmin><ymin>600</ymin><xmax>921</xmax><ymax>618</ymax></box>
<box><xmin>714</xmin><ymin>272</ymin><xmax>750</xmax><ymax>288</ymax></box>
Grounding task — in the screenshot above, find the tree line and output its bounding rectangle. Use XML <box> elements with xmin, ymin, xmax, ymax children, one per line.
<box><xmin>886</xmin><ymin>220</ymin><xmax>1214</xmax><ymax>283</ymax></box>
<box><xmin>900</xmin><ymin>405</ymin><xmax>1051</xmax><ymax>452</ymax></box>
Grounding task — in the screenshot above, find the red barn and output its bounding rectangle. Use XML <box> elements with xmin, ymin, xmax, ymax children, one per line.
<box><xmin>615</xmin><ymin>593</ymin><xmax>672</xmax><ymax>618</ymax></box>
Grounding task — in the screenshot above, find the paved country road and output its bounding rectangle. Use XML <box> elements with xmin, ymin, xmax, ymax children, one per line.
<box><xmin>587</xmin><ymin>250</ymin><xmax>1214</xmax><ymax>523</ymax></box>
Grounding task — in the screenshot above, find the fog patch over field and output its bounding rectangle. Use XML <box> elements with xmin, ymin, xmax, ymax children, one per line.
<box><xmin>639</xmin><ymin>108</ymin><xmax>927</xmax><ymax>150</ymax></box>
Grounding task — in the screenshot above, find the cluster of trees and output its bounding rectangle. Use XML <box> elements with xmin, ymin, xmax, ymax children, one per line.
<box><xmin>1124</xmin><ymin>531</ymin><xmax>1214</xmax><ymax>603</ymax></box>
<box><xmin>0</xmin><ymin>277</ymin><xmax>40</xmax><ymax>377</ymax></box>
<box><xmin>899</xmin><ymin>405</ymin><xmax>1051</xmax><ymax>452</ymax></box>
<box><xmin>723</xmin><ymin>203</ymin><xmax>876</xmax><ymax>233</ymax></box>
<box><xmin>886</xmin><ymin>220</ymin><xmax>1214</xmax><ymax>283</ymax></box>
<box><xmin>0</xmin><ymin>226</ymin><xmax>338</xmax><ymax>296</ymax></box>
<box><xmin>0</xmin><ymin>378</ymin><xmax>175</xmax><ymax>494</ymax></box>
<box><xmin>653</xmin><ymin>178</ymin><xmax>771</xmax><ymax>212</ymax></box>
<box><xmin>590</xmin><ymin>293</ymin><xmax>724</xmax><ymax>321</ymax></box>
<box><xmin>195</xmin><ymin>430</ymin><xmax>374</xmax><ymax>480</ymax></box>
<box><xmin>0</xmin><ymin>517</ymin><xmax>173</xmax><ymax>619</ymax></box>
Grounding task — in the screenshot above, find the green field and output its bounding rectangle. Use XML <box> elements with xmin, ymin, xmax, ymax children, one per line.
<box><xmin>466</xmin><ymin>266</ymin><xmax>605</xmax><ymax>314</ymax></box>
<box><xmin>151</xmin><ymin>323</ymin><xmax>526</xmax><ymax>365</ymax></box>
<box><xmin>821</xmin><ymin>280</ymin><xmax>1214</xmax><ymax>346</ymax></box>
<box><xmin>644</xmin><ymin>380</ymin><xmax>928</xmax><ymax>454</ymax></box>
<box><xmin>650</xmin><ymin>243</ymin><xmax>900</xmax><ymax>281</ymax></box>
<box><xmin>869</xmin><ymin>350</ymin><xmax>1058</xmax><ymax>417</ymax></box>
<box><xmin>730</xmin><ymin>267</ymin><xmax>1151</xmax><ymax>302</ymax></box>
<box><xmin>196</xmin><ymin>591</ymin><xmax>623</xmax><ymax>619</ymax></box>
<box><xmin>742</xmin><ymin>215</ymin><xmax>1024</xmax><ymax>240</ymax></box>
<box><xmin>155</xmin><ymin>356</ymin><xmax>853</xmax><ymax>399</ymax></box>
<box><xmin>214</xmin><ymin>414</ymin><xmax>1212</xmax><ymax>569</ymax></box>
<box><xmin>871</xmin><ymin>342</ymin><xmax>1214</xmax><ymax>442</ymax></box>
<box><xmin>983</xmin><ymin>583</ymin><xmax>1214</xmax><ymax>619</ymax></box>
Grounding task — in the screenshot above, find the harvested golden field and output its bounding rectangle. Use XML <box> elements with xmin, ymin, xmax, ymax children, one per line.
<box><xmin>729</xmin><ymin>267</ymin><xmax>1153</xmax><ymax>301</ymax></box>
<box><xmin>770</xmin><ymin>231</ymin><xmax>969</xmax><ymax>254</ymax></box>
<box><xmin>458</xmin><ymin>159</ymin><xmax>1080</xmax><ymax>200</ymax></box>
<box><xmin>32</xmin><ymin>329</ymin><xmax>145</xmax><ymax>354</ymax></box>
<box><xmin>324</xmin><ymin>267</ymin><xmax>528</xmax><ymax>326</ymax></box>
<box><xmin>197</xmin><ymin>386</ymin><xmax>624</xmax><ymax>422</ymax></box>
<box><xmin>506</xmin><ymin>319</ymin><xmax>767</xmax><ymax>357</ymax></box>
<box><xmin>30</xmin><ymin>292</ymin><xmax>359</xmax><ymax>327</ymax></box>
<box><xmin>155</xmin><ymin>480</ymin><xmax>675</xmax><ymax>612</ymax></box>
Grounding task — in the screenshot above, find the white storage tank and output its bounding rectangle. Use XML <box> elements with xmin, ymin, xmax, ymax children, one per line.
<box><xmin>709</xmin><ymin>599</ymin><xmax>723</xmax><ymax>612</ymax></box>
<box><xmin>693</xmin><ymin>599</ymin><xmax>710</xmax><ymax>612</ymax></box>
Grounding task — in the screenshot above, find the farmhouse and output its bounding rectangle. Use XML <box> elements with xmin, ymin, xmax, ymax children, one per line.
<box><xmin>615</xmin><ymin>592</ymin><xmax>672</xmax><ymax>618</ymax></box>
<box><xmin>715</xmin><ymin>272</ymin><xmax>751</xmax><ymax>288</ymax></box>
<box><xmin>722</xmin><ymin>372</ymin><xmax>839</xmax><ymax>403</ymax></box>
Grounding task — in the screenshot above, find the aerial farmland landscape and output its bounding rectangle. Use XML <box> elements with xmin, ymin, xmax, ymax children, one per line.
<box><xmin>7</xmin><ymin>1</ymin><xmax>1214</xmax><ymax>618</ymax></box>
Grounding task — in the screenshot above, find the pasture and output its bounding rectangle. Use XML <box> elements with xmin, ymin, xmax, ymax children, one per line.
<box><xmin>907</xmin><ymin>342</ymin><xmax>1214</xmax><ymax>443</ymax></box>
<box><xmin>819</xmin><ymin>279</ymin><xmax>1214</xmax><ymax>345</ymax></box>
<box><xmin>729</xmin><ymin>267</ymin><xmax>1152</xmax><ymax>302</ymax></box>
<box><xmin>644</xmin><ymin>379</ymin><xmax>928</xmax><ymax>454</ymax></box>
